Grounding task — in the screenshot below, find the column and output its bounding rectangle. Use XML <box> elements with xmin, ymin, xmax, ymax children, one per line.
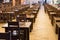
<box><xmin>12</xmin><ymin>0</ymin><xmax>15</xmax><ymax>6</ymax></box>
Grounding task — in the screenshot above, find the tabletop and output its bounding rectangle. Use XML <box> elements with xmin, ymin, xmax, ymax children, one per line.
<box><xmin>3</xmin><ymin>22</ymin><xmax>31</xmax><ymax>28</ymax></box>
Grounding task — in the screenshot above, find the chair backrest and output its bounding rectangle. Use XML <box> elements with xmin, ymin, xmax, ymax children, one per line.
<box><xmin>16</xmin><ymin>14</ymin><xmax>26</xmax><ymax>22</ymax></box>
<box><xmin>8</xmin><ymin>21</ymin><xmax>20</xmax><ymax>40</ymax></box>
<box><xmin>8</xmin><ymin>21</ymin><xmax>19</xmax><ymax>27</ymax></box>
<box><xmin>0</xmin><ymin>32</ymin><xmax>11</xmax><ymax>40</ymax></box>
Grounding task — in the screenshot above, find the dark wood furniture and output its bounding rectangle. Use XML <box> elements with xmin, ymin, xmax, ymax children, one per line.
<box><xmin>26</xmin><ymin>14</ymin><xmax>35</xmax><ymax>23</ymax></box>
<box><xmin>16</xmin><ymin>14</ymin><xmax>27</xmax><ymax>22</ymax></box>
<box><xmin>56</xmin><ymin>22</ymin><xmax>60</xmax><ymax>40</ymax></box>
<box><xmin>6</xmin><ymin>21</ymin><xmax>20</xmax><ymax>40</ymax></box>
<box><xmin>53</xmin><ymin>16</ymin><xmax>60</xmax><ymax>34</ymax></box>
<box><xmin>0</xmin><ymin>32</ymin><xmax>11</xmax><ymax>40</ymax></box>
<box><xmin>0</xmin><ymin>11</ymin><xmax>15</xmax><ymax>22</ymax></box>
<box><xmin>32</xmin><ymin>10</ymin><xmax>38</xmax><ymax>18</ymax></box>
<box><xmin>44</xmin><ymin>3</ymin><xmax>54</xmax><ymax>14</ymax></box>
<box><xmin>49</xmin><ymin>12</ymin><xmax>56</xmax><ymax>25</ymax></box>
<box><xmin>3</xmin><ymin>22</ymin><xmax>32</xmax><ymax>40</ymax></box>
<box><xmin>24</xmin><ymin>11</ymin><xmax>35</xmax><ymax>23</ymax></box>
<box><xmin>44</xmin><ymin>3</ymin><xmax>60</xmax><ymax>25</ymax></box>
<box><xmin>0</xmin><ymin>3</ymin><xmax>40</xmax><ymax>23</ymax></box>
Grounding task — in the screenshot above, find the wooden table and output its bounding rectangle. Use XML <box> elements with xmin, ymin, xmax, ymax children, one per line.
<box><xmin>53</xmin><ymin>16</ymin><xmax>60</xmax><ymax>34</ymax></box>
<box><xmin>3</xmin><ymin>22</ymin><xmax>32</xmax><ymax>32</ymax></box>
<box><xmin>26</xmin><ymin>14</ymin><xmax>35</xmax><ymax>29</ymax></box>
<box><xmin>0</xmin><ymin>12</ymin><xmax>15</xmax><ymax>22</ymax></box>
<box><xmin>32</xmin><ymin>11</ymin><xmax>38</xmax><ymax>18</ymax></box>
<box><xmin>14</xmin><ymin>9</ymin><xmax>19</xmax><ymax>15</ymax></box>
<box><xmin>56</xmin><ymin>22</ymin><xmax>60</xmax><ymax>34</ymax></box>
<box><xmin>49</xmin><ymin>12</ymin><xmax>56</xmax><ymax>25</ymax></box>
<box><xmin>56</xmin><ymin>22</ymin><xmax>60</xmax><ymax>40</ymax></box>
<box><xmin>2</xmin><ymin>22</ymin><xmax>32</xmax><ymax>40</ymax></box>
<box><xmin>51</xmin><ymin>4</ymin><xmax>60</xmax><ymax>13</ymax></box>
<box><xmin>53</xmin><ymin>16</ymin><xmax>60</xmax><ymax>26</ymax></box>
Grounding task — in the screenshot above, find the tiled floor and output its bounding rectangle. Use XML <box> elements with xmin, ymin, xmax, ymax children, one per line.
<box><xmin>30</xmin><ymin>5</ymin><xmax>58</xmax><ymax>40</ymax></box>
<box><xmin>0</xmin><ymin>5</ymin><xmax>58</xmax><ymax>40</ymax></box>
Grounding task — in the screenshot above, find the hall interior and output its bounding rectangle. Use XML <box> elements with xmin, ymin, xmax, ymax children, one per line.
<box><xmin>0</xmin><ymin>0</ymin><xmax>60</xmax><ymax>40</ymax></box>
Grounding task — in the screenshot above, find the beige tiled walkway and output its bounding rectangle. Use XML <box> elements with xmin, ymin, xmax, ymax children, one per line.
<box><xmin>30</xmin><ymin>5</ymin><xmax>58</xmax><ymax>40</ymax></box>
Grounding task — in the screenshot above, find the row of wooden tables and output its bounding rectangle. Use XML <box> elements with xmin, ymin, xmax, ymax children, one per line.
<box><xmin>0</xmin><ymin>4</ymin><xmax>30</xmax><ymax>22</ymax></box>
<box><xmin>0</xmin><ymin>4</ymin><xmax>40</xmax><ymax>40</ymax></box>
<box><xmin>3</xmin><ymin>22</ymin><xmax>31</xmax><ymax>40</ymax></box>
<box><xmin>44</xmin><ymin>3</ymin><xmax>60</xmax><ymax>40</ymax></box>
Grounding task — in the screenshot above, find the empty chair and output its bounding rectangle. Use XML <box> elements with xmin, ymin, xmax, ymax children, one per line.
<box><xmin>0</xmin><ymin>32</ymin><xmax>11</xmax><ymax>40</ymax></box>
<box><xmin>8</xmin><ymin>21</ymin><xmax>19</xmax><ymax>27</ymax></box>
<box><xmin>8</xmin><ymin>21</ymin><xmax>20</xmax><ymax>40</ymax></box>
<box><xmin>3</xmin><ymin>13</ymin><xmax>10</xmax><ymax>22</ymax></box>
<box><xmin>9</xmin><ymin>13</ymin><xmax>15</xmax><ymax>21</ymax></box>
<box><xmin>16</xmin><ymin>14</ymin><xmax>26</xmax><ymax>22</ymax></box>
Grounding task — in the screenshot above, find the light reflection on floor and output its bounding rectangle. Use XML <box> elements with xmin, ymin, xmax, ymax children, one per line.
<box><xmin>30</xmin><ymin>5</ymin><xmax>58</xmax><ymax>40</ymax></box>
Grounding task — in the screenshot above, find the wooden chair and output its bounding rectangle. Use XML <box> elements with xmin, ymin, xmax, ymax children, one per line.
<box><xmin>8</xmin><ymin>21</ymin><xmax>20</xmax><ymax>40</ymax></box>
<box><xmin>7</xmin><ymin>12</ymin><xmax>15</xmax><ymax>21</ymax></box>
<box><xmin>8</xmin><ymin>21</ymin><xmax>19</xmax><ymax>27</ymax></box>
<box><xmin>3</xmin><ymin>13</ymin><xmax>10</xmax><ymax>22</ymax></box>
<box><xmin>0</xmin><ymin>32</ymin><xmax>11</xmax><ymax>40</ymax></box>
<box><xmin>16</xmin><ymin>14</ymin><xmax>27</xmax><ymax>22</ymax></box>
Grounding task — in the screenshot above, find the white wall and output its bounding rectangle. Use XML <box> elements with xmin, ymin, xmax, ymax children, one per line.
<box><xmin>32</xmin><ymin>0</ymin><xmax>39</xmax><ymax>3</ymax></box>
<box><xmin>47</xmin><ymin>0</ymin><xmax>53</xmax><ymax>4</ymax></box>
<box><xmin>3</xmin><ymin>0</ymin><xmax>10</xmax><ymax>3</ymax></box>
<box><xmin>24</xmin><ymin>0</ymin><xmax>30</xmax><ymax>4</ymax></box>
<box><xmin>25</xmin><ymin>0</ymin><xmax>39</xmax><ymax>4</ymax></box>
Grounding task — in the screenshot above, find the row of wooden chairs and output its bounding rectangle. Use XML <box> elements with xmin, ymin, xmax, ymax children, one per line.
<box><xmin>0</xmin><ymin>4</ymin><xmax>30</xmax><ymax>22</ymax></box>
<box><xmin>15</xmin><ymin>4</ymin><xmax>40</xmax><ymax>23</ymax></box>
<box><xmin>0</xmin><ymin>3</ymin><xmax>40</xmax><ymax>23</ymax></box>
<box><xmin>44</xmin><ymin>3</ymin><xmax>57</xmax><ymax>24</ymax></box>
<box><xmin>0</xmin><ymin>22</ymin><xmax>20</xmax><ymax>40</ymax></box>
<box><xmin>0</xmin><ymin>12</ymin><xmax>15</xmax><ymax>22</ymax></box>
<box><xmin>0</xmin><ymin>3</ymin><xmax>39</xmax><ymax>40</ymax></box>
<box><xmin>0</xmin><ymin>3</ymin><xmax>40</xmax><ymax>40</ymax></box>
<box><xmin>44</xmin><ymin>3</ymin><xmax>60</xmax><ymax>40</ymax></box>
